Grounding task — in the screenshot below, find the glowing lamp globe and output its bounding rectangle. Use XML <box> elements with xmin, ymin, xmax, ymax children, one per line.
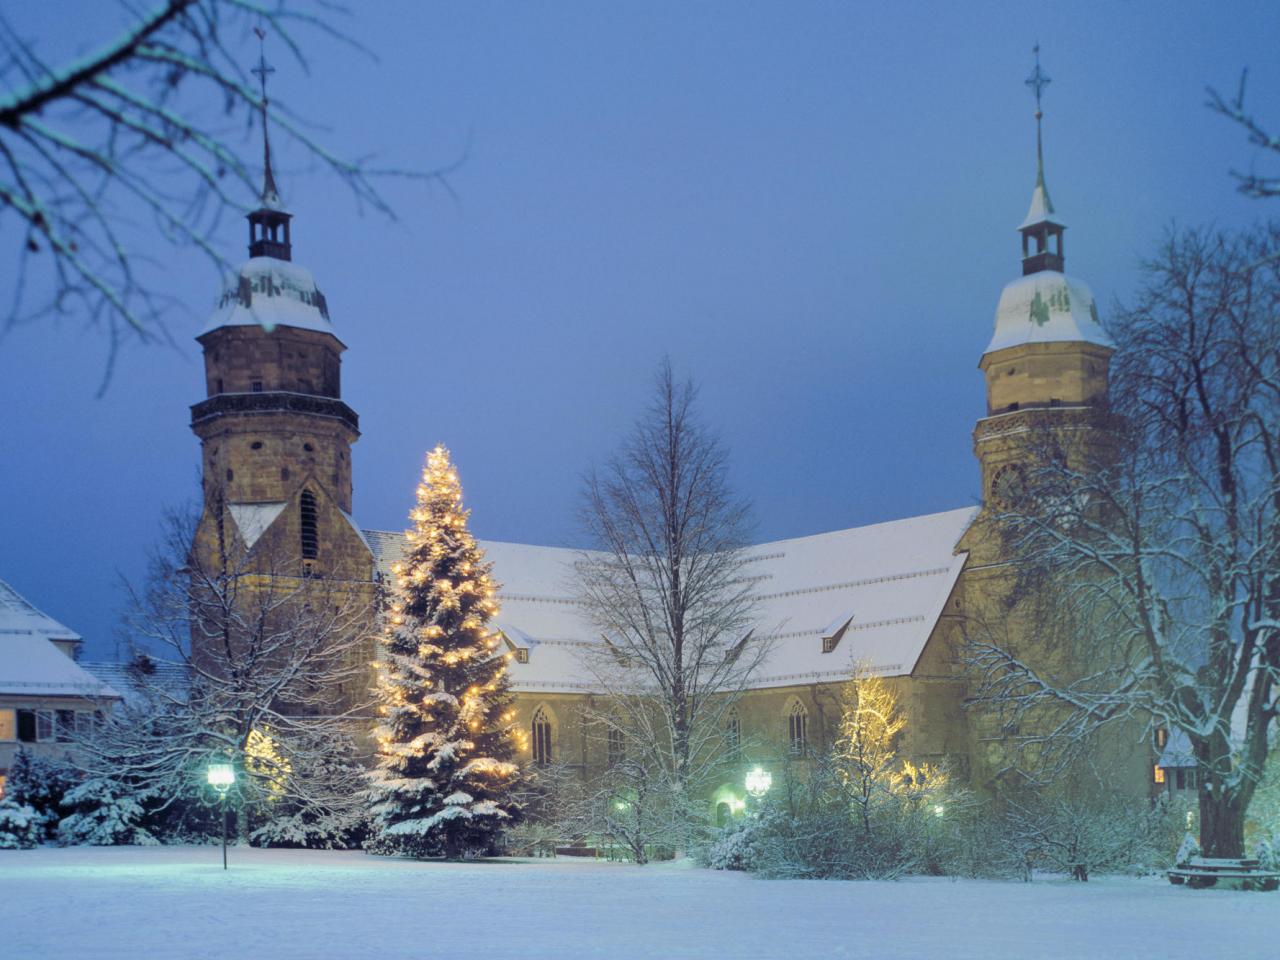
<box><xmin>745</xmin><ymin>766</ymin><xmax>772</xmax><ymax>799</ymax></box>
<box><xmin>207</xmin><ymin>762</ymin><xmax>236</xmax><ymax>794</ymax></box>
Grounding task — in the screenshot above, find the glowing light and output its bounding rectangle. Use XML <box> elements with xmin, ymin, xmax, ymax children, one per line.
<box><xmin>933</xmin><ymin>804</ymin><xmax>945</xmax><ymax>818</ymax></box>
<box><xmin>206</xmin><ymin>762</ymin><xmax>235</xmax><ymax>793</ymax></box>
<box><xmin>745</xmin><ymin>766</ymin><xmax>772</xmax><ymax>798</ymax></box>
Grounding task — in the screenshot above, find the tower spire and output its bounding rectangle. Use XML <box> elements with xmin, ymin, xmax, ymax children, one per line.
<box><xmin>1018</xmin><ymin>43</ymin><xmax>1064</xmax><ymax>275</ymax></box>
<box><xmin>251</xmin><ymin>26</ymin><xmax>280</xmax><ymax>208</ymax></box>
<box><xmin>1026</xmin><ymin>41</ymin><xmax>1050</xmax><ymax>192</ymax></box>
<box><xmin>245</xmin><ymin>26</ymin><xmax>292</xmax><ymax>260</ymax></box>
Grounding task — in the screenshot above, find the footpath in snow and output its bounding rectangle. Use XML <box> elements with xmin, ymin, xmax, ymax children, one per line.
<box><xmin>2</xmin><ymin>845</ymin><xmax>1277</xmax><ymax>960</ymax></box>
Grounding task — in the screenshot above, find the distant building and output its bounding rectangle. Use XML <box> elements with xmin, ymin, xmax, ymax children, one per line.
<box><xmin>0</xmin><ymin>580</ymin><xmax>119</xmax><ymax>797</ymax></box>
<box><xmin>184</xmin><ymin>77</ymin><xmax>1153</xmax><ymax>811</ymax></box>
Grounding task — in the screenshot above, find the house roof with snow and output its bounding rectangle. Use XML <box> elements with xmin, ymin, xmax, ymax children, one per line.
<box><xmin>0</xmin><ymin>578</ymin><xmax>82</xmax><ymax>647</ymax></box>
<box><xmin>364</xmin><ymin>507</ymin><xmax>976</xmax><ymax>695</ymax></box>
<box><xmin>0</xmin><ymin>580</ymin><xmax>119</xmax><ymax>700</ymax></box>
<box><xmin>81</xmin><ymin>659</ymin><xmax>188</xmax><ymax>711</ymax></box>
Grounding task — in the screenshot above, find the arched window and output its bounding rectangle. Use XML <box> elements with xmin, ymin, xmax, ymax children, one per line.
<box><xmin>531</xmin><ymin>707</ymin><xmax>552</xmax><ymax>766</ymax></box>
<box><xmin>725</xmin><ymin>707</ymin><xmax>741</xmax><ymax>758</ymax></box>
<box><xmin>299</xmin><ymin>489</ymin><xmax>318</xmax><ymax>560</ymax></box>
<box><xmin>607</xmin><ymin>727</ymin><xmax>625</xmax><ymax>767</ymax></box>
<box><xmin>787</xmin><ymin>700</ymin><xmax>808</xmax><ymax>757</ymax></box>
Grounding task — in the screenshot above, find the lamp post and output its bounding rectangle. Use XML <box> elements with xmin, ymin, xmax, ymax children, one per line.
<box><xmin>744</xmin><ymin>766</ymin><xmax>772</xmax><ymax>805</ymax></box>
<box><xmin>206</xmin><ymin>762</ymin><xmax>235</xmax><ymax>869</ymax></box>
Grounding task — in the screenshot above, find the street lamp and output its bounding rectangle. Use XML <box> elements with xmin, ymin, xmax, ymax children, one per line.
<box><xmin>744</xmin><ymin>766</ymin><xmax>772</xmax><ymax>800</ymax></box>
<box><xmin>206</xmin><ymin>762</ymin><xmax>235</xmax><ymax>869</ymax></box>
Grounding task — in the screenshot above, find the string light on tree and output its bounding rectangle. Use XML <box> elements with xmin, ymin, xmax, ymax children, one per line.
<box><xmin>366</xmin><ymin>445</ymin><xmax>523</xmax><ymax>858</ymax></box>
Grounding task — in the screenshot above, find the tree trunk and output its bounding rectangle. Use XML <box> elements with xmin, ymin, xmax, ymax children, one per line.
<box><xmin>1199</xmin><ymin>788</ymin><xmax>1246</xmax><ymax>858</ymax></box>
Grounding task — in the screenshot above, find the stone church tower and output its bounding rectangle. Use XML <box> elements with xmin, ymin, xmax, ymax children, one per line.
<box><xmin>189</xmin><ymin>119</ymin><xmax>374</xmax><ymax>593</ymax></box>
<box><xmin>955</xmin><ymin>64</ymin><xmax>1147</xmax><ymax>793</ymax></box>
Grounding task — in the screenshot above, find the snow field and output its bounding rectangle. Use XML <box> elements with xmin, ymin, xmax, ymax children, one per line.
<box><xmin>2</xmin><ymin>845</ymin><xmax>1276</xmax><ymax>960</ymax></box>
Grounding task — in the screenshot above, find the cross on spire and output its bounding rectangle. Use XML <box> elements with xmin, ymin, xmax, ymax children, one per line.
<box><xmin>1025</xmin><ymin>42</ymin><xmax>1051</xmax><ymax>118</ymax></box>
<box><xmin>251</xmin><ymin>26</ymin><xmax>280</xmax><ymax>207</ymax></box>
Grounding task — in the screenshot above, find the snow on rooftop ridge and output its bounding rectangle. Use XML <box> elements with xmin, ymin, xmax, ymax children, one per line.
<box><xmin>202</xmin><ymin>257</ymin><xmax>334</xmax><ymax>337</ymax></box>
<box><xmin>0</xmin><ymin>636</ymin><xmax>120</xmax><ymax>699</ymax></box>
<box><xmin>985</xmin><ymin>271</ymin><xmax>1112</xmax><ymax>355</ymax></box>
<box><xmin>362</xmin><ymin>507</ymin><xmax>975</xmax><ymax>693</ymax></box>
<box><xmin>0</xmin><ymin>578</ymin><xmax>81</xmax><ymax>643</ymax></box>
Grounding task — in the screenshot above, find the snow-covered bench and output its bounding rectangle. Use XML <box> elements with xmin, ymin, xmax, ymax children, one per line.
<box><xmin>1167</xmin><ymin>857</ymin><xmax>1279</xmax><ymax>891</ymax></box>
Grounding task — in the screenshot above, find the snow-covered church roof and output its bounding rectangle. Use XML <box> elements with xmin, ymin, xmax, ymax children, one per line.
<box><xmin>363</xmin><ymin>507</ymin><xmax>976</xmax><ymax>694</ymax></box>
<box><xmin>202</xmin><ymin>257</ymin><xmax>335</xmax><ymax>338</ymax></box>
<box><xmin>0</xmin><ymin>579</ymin><xmax>120</xmax><ymax>700</ymax></box>
<box><xmin>985</xmin><ymin>270</ymin><xmax>1111</xmax><ymax>354</ymax></box>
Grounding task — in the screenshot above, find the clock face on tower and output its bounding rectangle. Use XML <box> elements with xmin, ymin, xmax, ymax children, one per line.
<box><xmin>990</xmin><ymin>463</ymin><xmax>1028</xmax><ymax>509</ymax></box>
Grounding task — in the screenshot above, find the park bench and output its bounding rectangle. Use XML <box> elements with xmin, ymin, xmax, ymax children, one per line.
<box><xmin>1167</xmin><ymin>856</ymin><xmax>1279</xmax><ymax>891</ymax></box>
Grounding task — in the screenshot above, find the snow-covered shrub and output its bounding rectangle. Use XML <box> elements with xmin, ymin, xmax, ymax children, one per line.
<box><xmin>251</xmin><ymin>807</ymin><xmax>367</xmax><ymax>850</ymax></box>
<box><xmin>1175</xmin><ymin>832</ymin><xmax>1201</xmax><ymax>868</ymax></box>
<box><xmin>1253</xmin><ymin>838</ymin><xmax>1275</xmax><ymax>871</ymax></box>
<box><xmin>248</xmin><ymin>728</ymin><xmax>370</xmax><ymax>850</ymax></box>
<box><xmin>57</xmin><ymin>777</ymin><xmax>159</xmax><ymax>847</ymax></box>
<box><xmin>4</xmin><ymin>748</ymin><xmax>77</xmax><ymax>840</ymax></box>
<box><xmin>1003</xmin><ymin>794</ymin><xmax>1168</xmax><ymax>881</ymax></box>
<box><xmin>705</xmin><ymin>814</ymin><xmax>772</xmax><ymax>872</ymax></box>
<box><xmin>0</xmin><ymin>799</ymin><xmax>42</xmax><ymax>849</ymax></box>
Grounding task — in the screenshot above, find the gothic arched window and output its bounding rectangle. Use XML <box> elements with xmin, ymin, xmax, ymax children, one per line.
<box><xmin>299</xmin><ymin>489</ymin><xmax>319</xmax><ymax>560</ymax></box>
<box><xmin>725</xmin><ymin>707</ymin><xmax>741</xmax><ymax>758</ymax></box>
<box><xmin>607</xmin><ymin>727</ymin><xmax>625</xmax><ymax>767</ymax></box>
<box><xmin>787</xmin><ymin>700</ymin><xmax>808</xmax><ymax>757</ymax></box>
<box><xmin>531</xmin><ymin>707</ymin><xmax>552</xmax><ymax>766</ymax></box>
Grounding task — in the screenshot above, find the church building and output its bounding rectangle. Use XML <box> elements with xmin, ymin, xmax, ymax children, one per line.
<box><xmin>187</xmin><ymin>76</ymin><xmax>1153</xmax><ymax>813</ymax></box>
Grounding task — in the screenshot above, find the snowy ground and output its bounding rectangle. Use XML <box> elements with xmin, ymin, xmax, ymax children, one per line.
<box><xmin>2</xmin><ymin>847</ymin><xmax>1276</xmax><ymax>960</ymax></box>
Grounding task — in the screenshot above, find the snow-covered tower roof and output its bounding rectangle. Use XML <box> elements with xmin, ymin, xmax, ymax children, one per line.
<box><xmin>985</xmin><ymin>48</ymin><xmax>1110</xmax><ymax>356</ymax></box>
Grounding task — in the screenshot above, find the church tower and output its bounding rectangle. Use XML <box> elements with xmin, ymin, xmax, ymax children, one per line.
<box><xmin>961</xmin><ymin>49</ymin><xmax>1113</xmax><ymax>568</ymax></box>
<box><xmin>189</xmin><ymin>51</ymin><xmax>373</xmax><ymax>586</ymax></box>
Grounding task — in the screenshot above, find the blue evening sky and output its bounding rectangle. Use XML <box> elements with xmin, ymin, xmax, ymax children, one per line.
<box><xmin>1</xmin><ymin>1</ymin><xmax>1277</xmax><ymax>659</ymax></box>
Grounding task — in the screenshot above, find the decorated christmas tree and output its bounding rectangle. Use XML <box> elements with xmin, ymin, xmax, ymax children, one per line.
<box><xmin>367</xmin><ymin>444</ymin><xmax>523</xmax><ymax>857</ymax></box>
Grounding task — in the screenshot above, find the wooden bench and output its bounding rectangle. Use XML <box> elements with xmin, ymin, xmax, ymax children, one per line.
<box><xmin>1168</xmin><ymin>857</ymin><xmax>1280</xmax><ymax>891</ymax></box>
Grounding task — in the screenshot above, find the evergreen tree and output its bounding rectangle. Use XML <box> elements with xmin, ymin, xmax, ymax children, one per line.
<box><xmin>58</xmin><ymin>777</ymin><xmax>159</xmax><ymax>847</ymax></box>
<box><xmin>6</xmin><ymin>748</ymin><xmax>77</xmax><ymax>840</ymax></box>
<box><xmin>367</xmin><ymin>445</ymin><xmax>522</xmax><ymax>857</ymax></box>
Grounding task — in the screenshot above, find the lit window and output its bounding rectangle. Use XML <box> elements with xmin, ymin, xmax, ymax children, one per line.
<box><xmin>787</xmin><ymin>700</ymin><xmax>808</xmax><ymax>757</ymax></box>
<box><xmin>0</xmin><ymin>774</ymin><xmax>6</xmax><ymax>799</ymax></box>
<box><xmin>607</xmin><ymin>727</ymin><xmax>625</xmax><ymax>767</ymax></box>
<box><xmin>531</xmin><ymin>708</ymin><xmax>552</xmax><ymax>766</ymax></box>
<box><xmin>300</xmin><ymin>489</ymin><xmax>319</xmax><ymax>560</ymax></box>
<box><xmin>1153</xmin><ymin>765</ymin><xmax>1165</xmax><ymax>784</ymax></box>
<box><xmin>0</xmin><ymin>709</ymin><xmax>14</xmax><ymax>741</ymax></box>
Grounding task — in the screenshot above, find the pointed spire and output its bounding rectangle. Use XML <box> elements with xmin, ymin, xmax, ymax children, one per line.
<box><xmin>246</xmin><ymin>26</ymin><xmax>292</xmax><ymax>260</ymax></box>
<box><xmin>251</xmin><ymin>26</ymin><xmax>282</xmax><ymax>210</ymax></box>
<box><xmin>1018</xmin><ymin>44</ymin><xmax>1065</xmax><ymax>275</ymax></box>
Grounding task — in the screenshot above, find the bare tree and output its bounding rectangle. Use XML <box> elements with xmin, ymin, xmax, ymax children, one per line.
<box><xmin>966</xmin><ymin>224</ymin><xmax>1280</xmax><ymax>858</ymax></box>
<box><xmin>77</xmin><ymin>500</ymin><xmax>376</xmax><ymax>843</ymax></box>
<box><xmin>575</xmin><ymin>359</ymin><xmax>765</xmax><ymax>851</ymax></box>
<box><xmin>1208</xmin><ymin>70</ymin><xmax>1280</xmax><ymax>200</ymax></box>
<box><xmin>0</xmin><ymin>1</ymin><xmax>440</xmax><ymax>387</ymax></box>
